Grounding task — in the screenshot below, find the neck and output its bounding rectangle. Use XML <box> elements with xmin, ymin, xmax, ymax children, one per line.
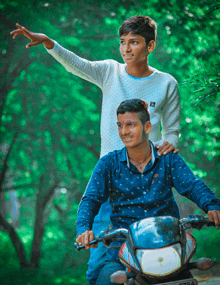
<box><xmin>126</xmin><ymin>59</ymin><xmax>153</xmax><ymax>78</ymax></box>
<box><xmin>127</xmin><ymin>140</ymin><xmax>151</xmax><ymax>162</ymax></box>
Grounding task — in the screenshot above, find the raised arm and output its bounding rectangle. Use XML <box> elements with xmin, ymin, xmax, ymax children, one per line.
<box><xmin>10</xmin><ymin>24</ymin><xmax>110</xmax><ymax>88</ymax></box>
<box><xmin>10</xmin><ymin>23</ymin><xmax>54</xmax><ymax>49</ymax></box>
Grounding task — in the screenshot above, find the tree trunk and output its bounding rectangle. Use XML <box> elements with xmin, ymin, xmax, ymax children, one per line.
<box><xmin>30</xmin><ymin>180</ymin><xmax>59</xmax><ymax>268</ymax></box>
<box><xmin>30</xmin><ymin>194</ymin><xmax>45</xmax><ymax>268</ymax></box>
<box><xmin>0</xmin><ymin>213</ymin><xmax>28</xmax><ymax>269</ymax></box>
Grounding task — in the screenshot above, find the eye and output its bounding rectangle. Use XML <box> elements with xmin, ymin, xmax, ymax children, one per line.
<box><xmin>132</xmin><ymin>41</ymin><xmax>138</xmax><ymax>44</ymax></box>
<box><xmin>120</xmin><ymin>40</ymin><xmax>125</xmax><ymax>44</ymax></box>
<box><xmin>117</xmin><ymin>124</ymin><xmax>122</xmax><ymax>128</ymax></box>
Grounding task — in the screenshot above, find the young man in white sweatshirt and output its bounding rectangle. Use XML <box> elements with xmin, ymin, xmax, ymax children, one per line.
<box><xmin>11</xmin><ymin>15</ymin><xmax>181</xmax><ymax>284</ymax></box>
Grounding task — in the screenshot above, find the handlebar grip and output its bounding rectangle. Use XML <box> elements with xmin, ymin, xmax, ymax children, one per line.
<box><xmin>74</xmin><ymin>239</ymin><xmax>98</xmax><ymax>251</ymax></box>
<box><xmin>74</xmin><ymin>242</ymin><xmax>85</xmax><ymax>251</ymax></box>
<box><xmin>205</xmin><ymin>221</ymin><xmax>216</xmax><ymax>227</ymax></box>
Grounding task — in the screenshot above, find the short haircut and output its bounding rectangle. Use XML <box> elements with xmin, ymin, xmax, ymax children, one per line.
<box><xmin>117</xmin><ymin>99</ymin><xmax>150</xmax><ymax>126</ymax></box>
<box><xmin>119</xmin><ymin>15</ymin><xmax>157</xmax><ymax>45</ymax></box>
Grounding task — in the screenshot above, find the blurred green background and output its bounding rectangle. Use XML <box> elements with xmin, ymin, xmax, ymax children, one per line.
<box><xmin>1</xmin><ymin>0</ymin><xmax>220</xmax><ymax>284</ymax></box>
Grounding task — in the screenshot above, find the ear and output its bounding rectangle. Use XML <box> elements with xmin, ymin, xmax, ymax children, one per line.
<box><xmin>147</xmin><ymin>40</ymin><xmax>155</xmax><ymax>54</ymax></box>
<box><xmin>144</xmin><ymin>121</ymin><xmax>151</xmax><ymax>134</ymax></box>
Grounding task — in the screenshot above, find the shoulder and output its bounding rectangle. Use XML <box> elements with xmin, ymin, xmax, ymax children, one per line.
<box><xmin>153</xmin><ymin>68</ymin><xmax>178</xmax><ymax>86</ymax></box>
<box><xmin>93</xmin><ymin>59</ymin><xmax>124</xmax><ymax>77</ymax></box>
<box><xmin>100</xmin><ymin>148</ymin><xmax>123</xmax><ymax>163</ymax></box>
<box><xmin>165</xmin><ymin>152</ymin><xmax>186</xmax><ymax>168</ymax></box>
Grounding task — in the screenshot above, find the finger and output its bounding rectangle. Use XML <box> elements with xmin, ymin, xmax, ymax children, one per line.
<box><xmin>86</xmin><ymin>231</ymin><xmax>95</xmax><ymax>249</ymax></box>
<box><xmin>213</xmin><ymin>211</ymin><xmax>220</xmax><ymax>229</ymax></box>
<box><xmin>213</xmin><ymin>212</ymin><xmax>219</xmax><ymax>229</ymax></box>
<box><xmin>10</xmin><ymin>29</ymin><xmax>20</xmax><ymax>35</ymax></box>
<box><xmin>26</xmin><ymin>40</ymin><xmax>41</xmax><ymax>48</ymax></box>
<box><xmin>158</xmin><ymin>143</ymin><xmax>173</xmax><ymax>156</ymax></box>
<box><xmin>15</xmin><ymin>24</ymin><xmax>33</xmax><ymax>39</ymax></box>
<box><xmin>217</xmin><ymin>212</ymin><xmax>220</xmax><ymax>228</ymax></box>
<box><xmin>173</xmin><ymin>149</ymin><xmax>179</xmax><ymax>154</ymax></box>
<box><xmin>208</xmin><ymin>211</ymin><xmax>214</xmax><ymax>222</ymax></box>
<box><xmin>76</xmin><ymin>235</ymin><xmax>82</xmax><ymax>243</ymax></box>
<box><xmin>91</xmin><ymin>243</ymin><xmax>98</xmax><ymax>248</ymax></box>
<box><xmin>155</xmin><ymin>144</ymin><xmax>159</xmax><ymax>149</ymax></box>
<box><xmin>208</xmin><ymin>211</ymin><xmax>219</xmax><ymax>229</ymax></box>
<box><xmin>156</xmin><ymin>142</ymin><xmax>168</xmax><ymax>155</ymax></box>
<box><xmin>10</xmin><ymin>30</ymin><xmax>22</xmax><ymax>39</ymax></box>
<box><xmin>89</xmin><ymin>231</ymin><xmax>95</xmax><ymax>241</ymax></box>
<box><xmin>16</xmin><ymin>23</ymin><xmax>23</xmax><ymax>29</ymax></box>
<box><xmin>84</xmin><ymin>231</ymin><xmax>90</xmax><ymax>249</ymax></box>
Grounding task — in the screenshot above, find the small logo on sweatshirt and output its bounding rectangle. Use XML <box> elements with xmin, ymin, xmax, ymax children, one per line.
<box><xmin>150</xmin><ymin>101</ymin><xmax>156</xmax><ymax>107</ymax></box>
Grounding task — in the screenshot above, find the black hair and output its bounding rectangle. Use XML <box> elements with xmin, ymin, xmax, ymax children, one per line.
<box><xmin>117</xmin><ymin>99</ymin><xmax>150</xmax><ymax>126</ymax></box>
<box><xmin>119</xmin><ymin>15</ymin><xmax>157</xmax><ymax>45</ymax></box>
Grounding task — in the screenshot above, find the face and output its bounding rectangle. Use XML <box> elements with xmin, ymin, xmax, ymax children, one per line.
<box><xmin>117</xmin><ymin>112</ymin><xmax>150</xmax><ymax>149</ymax></box>
<box><xmin>120</xmin><ymin>32</ymin><xmax>149</xmax><ymax>65</ymax></box>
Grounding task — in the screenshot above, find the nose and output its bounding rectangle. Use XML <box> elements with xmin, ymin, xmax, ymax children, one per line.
<box><xmin>125</xmin><ymin>43</ymin><xmax>131</xmax><ymax>53</ymax></box>
<box><xmin>121</xmin><ymin>125</ymin><xmax>129</xmax><ymax>135</ymax></box>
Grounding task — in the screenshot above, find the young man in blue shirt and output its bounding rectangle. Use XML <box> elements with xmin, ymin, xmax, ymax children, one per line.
<box><xmin>76</xmin><ymin>99</ymin><xmax>220</xmax><ymax>285</ymax></box>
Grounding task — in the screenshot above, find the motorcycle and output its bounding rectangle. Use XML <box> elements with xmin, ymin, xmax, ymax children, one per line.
<box><xmin>75</xmin><ymin>215</ymin><xmax>220</xmax><ymax>284</ymax></box>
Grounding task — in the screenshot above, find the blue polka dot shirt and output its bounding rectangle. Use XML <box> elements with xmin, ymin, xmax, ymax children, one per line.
<box><xmin>76</xmin><ymin>143</ymin><xmax>220</xmax><ymax>236</ymax></box>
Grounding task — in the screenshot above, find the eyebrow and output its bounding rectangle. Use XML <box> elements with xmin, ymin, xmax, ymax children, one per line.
<box><xmin>117</xmin><ymin>120</ymin><xmax>137</xmax><ymax>124</ymax></box>
<box><xmin>120</xmin><ymin>37</ymin><xmax>140</xmax><ymax>41</ymax></box>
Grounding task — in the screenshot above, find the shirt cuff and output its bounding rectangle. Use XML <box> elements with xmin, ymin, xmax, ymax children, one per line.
<box><xmin>207</xmin><ymin>205</ymin><xmax>220</xmax><ymax>212</ymax></box>
<box><xmin>77</xmin><ymin>226</ymin><xmax>91</xmax><ymax>237</ymax></box>
<box><xmin>45</xmin><ymin>40</ymin><xmax>59</xmax><ymax>54</ymax></box>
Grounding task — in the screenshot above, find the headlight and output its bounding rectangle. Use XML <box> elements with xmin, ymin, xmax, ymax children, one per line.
<box><xmin>136</xmin><ymin>243</ymin><xmax>182</xmax><ymax>276</ymax></box>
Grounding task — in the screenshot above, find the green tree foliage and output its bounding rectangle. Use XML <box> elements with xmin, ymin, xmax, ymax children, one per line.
<box><xmin>0</xmin><ymin>0</ymin><xmax>220</xmax><ymax>283</ymax></box>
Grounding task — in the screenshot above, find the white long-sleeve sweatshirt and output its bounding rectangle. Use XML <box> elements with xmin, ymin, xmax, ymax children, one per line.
<box><xmin>47</xmin><ymin>42</ymin><xmax>180</xmax><ymax>157</ymax></box>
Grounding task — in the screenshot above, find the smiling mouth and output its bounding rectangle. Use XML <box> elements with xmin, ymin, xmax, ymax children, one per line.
<box><xmin>123</xmin><ymin>54</ymin><xmax>133</xmax><ymax>58</ymax></box>
<box><xmin>122</xmin><ymin>136</ymin><xmax>133</xmax><ymax>141</ymax></box>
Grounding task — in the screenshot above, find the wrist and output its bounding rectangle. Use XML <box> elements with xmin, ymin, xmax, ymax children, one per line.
<box><xmin>43</xmin><ymin>38</ymin><xmax>54</xmax><ymax>49</ymax></box>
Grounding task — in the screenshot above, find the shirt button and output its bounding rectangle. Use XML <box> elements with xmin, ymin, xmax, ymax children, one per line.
<box><xmin>143</xmin><ymin>191</ymin><xmax>146</xmax><ymax>194</ymax></box>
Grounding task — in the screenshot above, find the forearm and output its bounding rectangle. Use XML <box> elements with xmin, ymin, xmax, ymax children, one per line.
<box><xmin>76</xmin><ymin>196</ymin><xmax>102</xmax><ymax>236</ymax></box>
<box><xmin>46</xmin><ymin>41</ymin><xmax>108</xmax><ymax>87</ymax></box>
<box><xmin>188</xmin><ymin>179</ymin><xmax>220</xmax><ymax>213</ymax></box>
<box><xmin>172</xmin><ymin>155</ymin><xmax>220</xmax><ymax>212</ymax></box>
<box><xmin>161</xmin><ymin>85</ymin><xmax>181</xmax><ymax>147</ymax></box>
<box><xmin>162</xmin><ymin>130</ymin><xmax>180</xmax><ymax>148</ymax></box>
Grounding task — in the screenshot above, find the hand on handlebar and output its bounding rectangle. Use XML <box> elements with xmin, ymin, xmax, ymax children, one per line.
<box><xmin>10</xmin><ymin>23</ymin><xmax>54</xmax><ymax>49</ymax></box>
<box><xmin>76</xmin><ymin>230</ymin><xmax>98</xmax><ymax>250</ymax></box>
<box><xmin>208</xmin><ymin>210</ymin><xmax>220</xmax><ymax>229</ymax></box>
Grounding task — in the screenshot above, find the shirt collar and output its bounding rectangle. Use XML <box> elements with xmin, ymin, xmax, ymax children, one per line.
<box><xmin>120</xmin><ymin>141</ymin><xmax>159</xmax><ymax>168</ymax></box>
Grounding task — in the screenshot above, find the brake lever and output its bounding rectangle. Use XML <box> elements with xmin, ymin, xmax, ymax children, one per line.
<box><xmin>74</xmin><ymin>239</ymin><xmax>99</xmax><ymax>251</ymax></box>
<box><xmin>74</xmin><ymin>228</ymin><xmax>128</xmax><ymax>251</ymax></box>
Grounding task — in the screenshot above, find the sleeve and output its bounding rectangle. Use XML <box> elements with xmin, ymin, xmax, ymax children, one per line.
<box><xmin>161</xmin><ymin>82</ymin><xmax>181</xmax><ymax>148</ymax></box>
<box><xmin>46</xmin><ymin>41</ymin><xmax>110</xmax><ymax>89</ymax></box>
<box><xmin>76</xmin><ymin>157</ymin><xmax>111</xmax><ymax>236</ymax></box>
<box><xmin>170</xmin><ymin>154</ymin><xmax>220</xmax><ymax>213</ymax></box>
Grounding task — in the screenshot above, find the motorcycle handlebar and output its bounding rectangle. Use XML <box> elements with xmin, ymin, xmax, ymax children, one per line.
<box><xmin>180</xmin><ymin>215</ymin><xmax>216</xmax><ymax>230</ymax></box>
<box><xmin>75</xmin><ymin>215</ymin><xmax>216</xmax><ymax>251</ymax></box>
<box><xmin>74</xmin><ymin>228</ymin><xmax>128</xmax><ymax>251</ymax></box>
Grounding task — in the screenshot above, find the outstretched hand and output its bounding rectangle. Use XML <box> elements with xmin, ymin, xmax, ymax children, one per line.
<box><xmin>10</xmin><ymin>23</ymin><xmax>54</xmax><ymax>49</ymax></box>
<box><xmin>155</xmin><ymin>141</ymin><xmax>179</xmax><ymax>156</ymax></box>
<box><xmin>76</xmin><ymin>230</ymin><xmax>98</xmax><ymax>250</ymax></box>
